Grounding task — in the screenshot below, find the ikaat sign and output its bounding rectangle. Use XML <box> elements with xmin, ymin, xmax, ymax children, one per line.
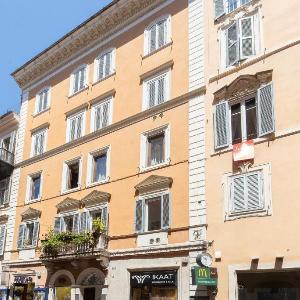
<box><xmin>131</xmin><ymin>270</ymin><xmax>177</xmax><ymax>287</ymax></box>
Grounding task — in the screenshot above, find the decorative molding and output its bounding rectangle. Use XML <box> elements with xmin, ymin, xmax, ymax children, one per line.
<box><xmin>0</xmin><ymin>215</ymin><xmax>9</xmax><ymax>224</ymax></box>
<box><xmin>56</xmin><ymin>197</ymin><xmax>80</xmax><ymax>212</ymax></box>
<box><xmin>89</xmin><ymin>89</ymin><xmax>116</xmax><ymax>106</ymax></box>
<box><xmin>139</xmin><ymin>60</ymin><xmax>174</xmax><ymax>82</ymax></box>
<box><xmin>134</xmin><ymin>175</ymin><xmax>173</xmax><ymax>194</ymax></box>
<box><xmin>30</xmin><ymin>122</ymin><xmax>50</xmax><ymax>134</ymax></box>
<box><xmin>213</xmin><ymin>70</ymin><xmax>273</xmax><ymax>103</ymax></box>
<box><xmin>142</xmin><ymin>41</ymin><xmax>173</xmax><ymax>60</ymax></box>
<box><xmin>21</xmin><ymin>207</ymin><xmax>41</xmax><ymax>221</ymax></box>
<box><xmin>65</xmin><ymin>103</ymin><xmax>89</xmax><ymax>118</ymax></box>
<box><xmin>81</xmin><ymin>190</ymin><xmax>111</xmax><ymax>207</ymax></box>
<box><xmin>15</xmin><ymin>87</ymin><xmax>206</xmax><ymax>169</ymax></box>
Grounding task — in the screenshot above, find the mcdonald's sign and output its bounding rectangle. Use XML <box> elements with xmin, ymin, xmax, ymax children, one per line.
<box><xmin>192</xmin><ymin>267</ymin><xmax>218</xmax><ymax>286</ymax></box>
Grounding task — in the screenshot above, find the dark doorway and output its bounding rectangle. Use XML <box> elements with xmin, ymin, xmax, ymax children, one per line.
<box><xmin>84</xmin><ymin>287</ymin><xmax>95</xmax><ymax>300</ymax></box>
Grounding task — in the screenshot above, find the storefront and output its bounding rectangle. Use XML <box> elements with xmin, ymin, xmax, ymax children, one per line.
<box><xmin>0</xmin><ymin>288</ymin><xmax>9</xmax><ymax>300</ymax></box>
<box><xmin>130</xmin><ymin>270</ymin><xmax>177</xmax><ymax>300</ymax></box>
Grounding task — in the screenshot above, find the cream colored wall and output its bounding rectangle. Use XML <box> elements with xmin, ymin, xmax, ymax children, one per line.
<box><xmin>204</xmin><ymin>0</ymin><xmax>300</xmax><ymax>299</ymax></box>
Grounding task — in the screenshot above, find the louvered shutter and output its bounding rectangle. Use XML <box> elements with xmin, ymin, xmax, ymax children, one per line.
<box><xmin>214</xmin><ymin>0</ymin><xmax>225</xmax><ymax>19</ymax></box>
<box><xmin>95</xmin><ymin>106</ymin><xmax>101</xmax><ymax>131</ymax></box>
<box><xmin>74</xmin><ymin>72</ymin><xmax>79</xmax><ymax>93</ymax></box>
<box><xmin>3</xmin><ymin>178</ymin><xmax>10</xmax><ymax>205</ymax></box>
<box><xmin>17</xmin><ymin>224</ymin><xmax>26</xmax><ymax>249</ymax></box>
<box><xmin>135</xmin><ymin>200</ymin><xmax>144</xmax><ymax>233</ymax></box>
<box><xmin>214</xmin><ymin>101</ymin><xmax>230</xmax><ymax>149</ymax></box>
<box><xmin>33</xmin><ymin>135</ymin><xmax>39</xmax><ymax>156</ymax></box>
<box><xmin>158</xmin><ymin>20</ymin><xmax>166</xmax><ymax>48</ymax></box>
<box><xmin>32</xmin><ymin>222</ymin><xmax>40</xmax><ymax>247</ymax></box>
<box><xmin>39</xmin><ymin>132</ymin><xmax>44</xmax><ymax>154</ymax></box>
<box><xmin>70</xmin><ymin>118</ymin><xmax>76</xmax><ymax>141</ymax></box>
<box><xmin>149</xmin><ymin>25</ymin><xmax>157</xmax><ymax>53</ymax></box>
<box><xmin>246</xmin><ymin>172</ymin><xmax>262</xmax><ymax>210</ymax></box>
<box><xmin>157</xmin><ymin>77</ymin><xmax>165</xmax><ymax>104</ymax></box>
<box><xmin>101</xmin><ymin>206</ymin><xmax>108</xmax><ymax>232</ymax></box>
<box><xmin>162</xmin><ymin>194</ymin><xmax>170</xmax><ymax>229</ymax></box>
<box><xmin>227</xmin><ymin>22</ymin><xmax>239</xmax><ymax>66</ymax></box>
<box><xmin>102</xmin><ymin>101</ymin><xmax>109</xmax><ymax>127</ymax></box>
<box><xmin>148</xmin><ymin>81</ymin><xmax>156</xmax><ymax>108</ymax></box>
<box><xmin>80</xmin><ymin>212</ymin><xmax>89</xmax><ymax>233</ymax></box>
<box><xmin>239</xmin><ymin>16</ymin><xmax>255</xmax><ymax>59</ymax></box>
<box><xmin>38</xmin><ymin>93</ymin><xmax>43</xmax><ymax>113</ymax></box>
<box><xmin>105</xmin><ymin>53</ymin><xmax>111</xmax><ymax>77</ymax></box>
<box><xmin>76</xmin><ymin>115</ymin><xmax>82</xmax><ymax>139</ymax></box>
<box><xmin>79</xmin><ymin>68</ymin><xmax>85</xmax><ymax>89</ymax></box>
<box><xmin>0</xmin><ymin>225</ymin><xmax>6</xmax><ymax>255</ymax></box>
<box><xmin>98</xmin><ymin>56</ymin><xmax>105</xmax><ymax>80</ymax></box>
<box><xmin>54</xmin><ymin>217</ymin><xmax>62</xmax><ymax>233</ymax></box>
<box><xmin>257</xmin><ymin>83</ymin><xmax>275</xmax><ymax>137</ymax></box>
<box><xmin>43</xmin><ymin>90</ymin><xmax>48</xmax><ymax>110</ymax></box>
<box><xmin>231</xmin><ymin>175</ymin><xmax>246</xmax><ymax>212</ymax></box>
<box><xmin>72</xmin><ymin>214</ymin><xmax>79</xmax><ymax>233</ymax></box>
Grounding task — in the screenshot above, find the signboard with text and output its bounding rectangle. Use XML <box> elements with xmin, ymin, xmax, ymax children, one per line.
<box><xmin>131</xmin><ymin>270</ymin><xmax>177</xmax><ymax>287</ymax></box>
<box><xmin>192</xmin><ymin>267</ymin><xmax>218</xmax><ymax>286</ymax></box>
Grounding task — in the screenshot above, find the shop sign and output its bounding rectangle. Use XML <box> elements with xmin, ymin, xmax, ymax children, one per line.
<box><xmin>131</xmin><ymin>270</ymin><xmax>177</xmax><ymax>287</ymax></box>
<box><xmin>192</xmin><ymin>267</ymin><xmax>218</xmax><ymax>286</ymax></box>
<box><xmin>14</xmin><ymin>275</ymin><xmax>33</xmax><ymax>284</ymax></box>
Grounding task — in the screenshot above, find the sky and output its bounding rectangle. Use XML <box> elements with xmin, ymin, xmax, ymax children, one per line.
<box><xmin>0</xmin><ymin>0</ymin><xmax>112</xmax><ymax>115</ymax></box>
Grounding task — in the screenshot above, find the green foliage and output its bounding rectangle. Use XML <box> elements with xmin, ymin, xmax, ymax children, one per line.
<box><xmin>92</xmin><ymin>217</ymin><xmax>105</xmax><ymax>233</ymax></box>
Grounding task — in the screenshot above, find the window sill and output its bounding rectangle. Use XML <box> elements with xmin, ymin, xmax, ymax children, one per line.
<box><xmin>86</xmin><ymin>178</ymin><xmax>109</xmax><ymax>188</ymax></box>
<box><xmin>18</xmin><ymin>246</ymin><xmax>36</xmax><ymax>251</ymax></box>
<box><xmin>61</xmin><ymin>187</ymin><xmax>81</xmax><ymax>196</ymax></box>
<box><xmin>139</xmin><ymin>160</ymin><xmax>171</xmax><ymax>173</ymax></box>
<box><xmin>33</xmin><ymin>107</ymin><xmax>50</xmax><ymax>118</ymax></box>
<box><xmin>137</xmin><ymin>228</ymin><xmax>169</xmax><ymax>236</ymax></box>
<box><xmin>92</xmin><ymin>72</ymin><xmax>116</xmax><ymax>87</ymax></box>
<box><xmin>142</xmin><ymin>41</ymin><xmax>173</xmax><ymax>60</ymax></box>
<box><xmin>25</xmin><ymin>198</ymin><xmax>41</xmax><ymax>205</ymax></box>
<box><xmin>68</xmin><ymin>85</ymin><xmax>89</xmax><ymax>99</ymax></box>
<box><xmin>225</xmin><ymin>208</ymin><xmax>271</xmax><ymax>221</ymax></box>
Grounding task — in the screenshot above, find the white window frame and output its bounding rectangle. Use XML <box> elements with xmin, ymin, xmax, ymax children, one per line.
<box><xmin>140</xmin><ymin>125</ymin><xmax>171</xmax><ymax>171</ymax></box>
<box><xmin>18</xmin><ymin>219</ymin><xmax>40</xmax><ymax>249</ymax></box>
<box><xmin>66</xmin><ymin>110</ymin><xmax>86</xmax><ymax>143</ymax></box>
<box><xmin>0</xmin><ymin>131</ymin><xmax>16</xmax><ymax>153</ymax></box>
<box><xmin>25</xmin><ymin>171</ymin><xmax>43</xmax><ymax>204</ymax></box>
<box><xmin>223</xmin><ymin>163</ymin><xmax>272</xmax><ymax>221</ymax></box>
<box><xmin>61</xmin><ymin>212</ymin><xmax>79</xmax><ymax>233</ymax></box>
<box><xmin>144</xmin><ymin>15</ymin><xmax>172</xmax><ymax>55</ymax></box>
<box><xmin>85</xmin><ymin>205</ymin><xmax>108</xmax><ymax>232</ymax></box>
<box><xmin>69</xmin><ymin>64</ymin><xmax>88</xmax><ymax>96</ymax></box>
<box><xmin>86</xmin><ymin>146</ymin><xmax>111</xmax><ymax>187</ymax></box>
<box><xmin>0</xmin><ymin>177</ymin><xmax>10</xmax><ymax>206</ymax></box>
<box><xmin>226</xmin><ymin>0</ymin><xmax>251</xmax><ymax>14</ymax></box>
<box><xmin>61</xmin><ymin>157</ymin><xmax>83</xmax><ymax>194</ymax></box>
<box><xmin>142</xmin><ymin>69</ymin><xmax>171</xmax><ymax>111</ymax></box>
<box><xmin>34</xmin><ymin>87</ymin><xmax>51</xmax><ymax>115</ymax></box>
<box><xmin>90</xmin><ymin>97</ymin><xmax>113</xmax><ymax>133</ymax></box>
<box><xmin>93</xmin><ymin>48</ymin><xmax>116</xmax><ymax>83</ymax></box>
<box><xmin>30</xmin><ymin>128</ymin><xmax>48</xmax><ymax>157</ymax></box>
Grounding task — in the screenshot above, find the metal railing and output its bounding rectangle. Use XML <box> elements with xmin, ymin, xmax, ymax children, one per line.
<box><xmin>0</xmin><ymin>148</ymin><xmax>14</xmax><ymax>166</ymax></box>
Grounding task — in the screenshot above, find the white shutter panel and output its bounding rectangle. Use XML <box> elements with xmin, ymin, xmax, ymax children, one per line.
<box><xmin>70</xmin><ymin>118</ymin><xmax>76</xmax><ymax>141</ymax></box>
<box><xmin>3</xmin><ymin>178</ymin><xmax>10</xmax><ymax>205</ymax></box>
<box><xmin>101</xmin><ymin>206</ymin><xmax>108</xmax><ymax>232</ymax></box>
<box><xmin>0</xmin><ymin>225</ymin><xmax>6</xmax><ymax>255</ymax></box>
<box><xmin>76</xmin><ymin>115</ymin><xmax>83</xmax><ymax>139</ymax></box>
<box><xmin>17</xmin><ymin>224</ymin><xmax>26</xmax><ymax>249</ymax></box>
<box><xmin>257</xmin><ymin>83</ymin><xmax>275</xmax><ymax>137</ymax></box>
<box><xmin>98</xmin><ymin>56</ymin><xmax>105</xmax><ymax>80</ymax></box>
<box><xmin>105</xmin><ymin>53</ymin><xmax>111</xmax><ymax>77</ymax></box>
<box><xmin>227</xmin><ymin>22</ymin><xmax>239</xmax><ymax>66</ymax></box>
<box><xmin>80</xmin><ymin>212</ymin><xmax>88</xmax><ymax>233</ymax></box>
<box><xmin>32</xmin><ymin>222</ymin><xmax>40</xmax><ymax>247</ymax></box>
<box><xmin>148</xmin><ymin>81</ymin><xmax>156</xmax><ymax>108</ymax></box>
<box><xmin>231</xmin><ymin>175</ymin><xmax>246</xmax><ymax>212</ymax></box>
<box><xmin>39</xmin><ymin>132</ymin><xmax>45</xmax><ymax>154</ymax></box>
<box><xmin>102</xmin><ymin>101</ymin><xmax>109</xmax><ymax>127</ymax></box>
<box><xmin>54</xmin><ymin>217</ymin><xmax>62</xmax><ymax>233</ymax></box>
<box><xmin>135</xmin><ymin>200</ymin><xmax>144</xmax><ymax>233</ymax></box>
<box><xmin>162</xmin><ymin>194</ymin><xmax>170</xmax><ymax>229</ymax></box>
<box><xmin>157</xmin><ymin>77</ymin><xmax>165</xmax><ymax>105</ymax></box>
<box><xmin>214</xmin><ymin>0</ymin><xmax>225</xmax><ymax>19</ymax></box>
<box><xmin>246</xmin><ymin>172</ymin><xmax>262</xmax><ymax>210</ymax></box>
<box><xmin>73</xmin><ymin>214</ymin><xmax>79</xmax><ymax>233</ymax></box>
<box><xmin>158</xmin><ymin>20</ymin><xmax>166</xmax><ymax>48</ymax></box>
<box><xmin>214</xmin><ymin>101</ymin><xmax>230</xmax><ymax>149</ymax></box>
<box><xmin>149</xmin><ymin>25</ymin><xmax>157</xmax><ymax>53</ymax></box>
<box><xmin>239</xmin><ymin>16</ymin><xmax>255</xmax><ymax>59</ymax></box>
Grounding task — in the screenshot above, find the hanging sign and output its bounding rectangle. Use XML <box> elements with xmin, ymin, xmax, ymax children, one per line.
<box><xmin>131</xmin><ymin>270</ymin><xmax>177</xmax><ymax>287</ymax></box>
<box><xmin>192</xmin><ymin>267</ymin><xmax>218</xmax><ymax>286</ymax></box>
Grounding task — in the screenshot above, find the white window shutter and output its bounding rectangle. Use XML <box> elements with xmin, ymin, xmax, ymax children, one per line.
<box><xmin>162</xmin><ymin>194</ymin><xmax>170</xmax><ymax>229</ymax></box>
<box><xmin>231</xmin><ymin>175</ymin><xmax>246</xmax><ymax>212</ymax></box>
<box><xmin>149</xmin><ymin>25</ymin><xmax>157</xmax><ymax>53</ymax></box>
<box><xmin>101</xmin><ymin>206</ymin><xmax>108</xmax><ymax>232</ymax></box>
<box><xmin>54</xmin><ymin>217</ymin><xmax>62</xmax><ymax>233</ymax></box>
<box><xmin>227</xmin><ymin>22</ymin><xmax>239</xmax><ymax>66</ymax></box>
<box><xmin>239</xmin><ymin>16</ymin><xmax>255</xmax><ymax>59</ymax></box>
<box><xmin>105</xmin><ymin>53</ymin><xmax>111</xmax><ymax>77</ymax></box>
<box><xmin>148</xmin><ymin>80</ymin><xmax>156</xmax><ymax>108</ymax></box>
<box><xmin>157</xmin><ymin>77</ymin><xmax>165</xmax><ymax>105</ymax></box>
<box><xmin>17</xmin><ymin>224</ymin><xmax>26</xmax><ymax>249</ymax></box>
<box><xmin>80</xmin><ymin>212</ymin><xmax>89</xmax><ymax>233</ymax></box>
<box><xmin>135</xmin><ymin>199</ymin><xmax>144</xmax><ymax>233</ymax></box>
<box><xmin>214</xmin><ymin>101</ymin><xmax>230</xmax><ymax>149</ymax></box>
<box><xmin>0</xmin><ymin>225</ymin><xmax>6</xmax><ymax>255</ymax></box>
<box><xmin>32</xmin><ymin>222</ymin><xmax>40</xmax><ymax>247</ymax></box>
<box><xmin>98</xmin><ymin>56</ymin><xmax>104</xmax><ymax>80</ymax></box>
<box><xmin>73</xmin><ymin>214</ymin><xmax>79</xmax><ymax>233</ymax></box>
<box><xmin>157</xmin><ymin>20</ymin><xmax>166</xmax><ymax>48</ymax></box>
<box><xmin>102</xmin><ymin>101</ymin><xmax>109</xmax><ymax>127</ymax></box>
<box><xmin>257</xmin><ymin>83</ymin><xmax>275</xmax><ymax>137</ymax></box>
<box><xmin>246</xmin><ymin>172</ymin><xmax>262</xmax><ymax>210</ymax></box>
<box><xmin>214</xmin><ymin>0</ymin><xmax>225</xmax><ymax>19</ymax></box>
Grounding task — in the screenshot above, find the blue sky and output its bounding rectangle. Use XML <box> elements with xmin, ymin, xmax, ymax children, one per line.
<box><xmin>0</xmin><ymin>0</ymin><xmax>112</xmax><ymax>115</ymax></box>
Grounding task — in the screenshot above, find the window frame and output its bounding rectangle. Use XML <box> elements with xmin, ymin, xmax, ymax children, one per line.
<box><xmin>17</xmin><ymin>219</ymin><xmax>40</xmax><ymax>249</ymax></box>
<box><xmin>34</xmin><ymin>87</ymin><xmax>51</xmax><ymax>115</ymax></box>
<box><xmin>144</xmin><ymin>15</ymin><xmax>172</xmax><ymax>55</ymax></box>
<box><xmin>90</xmin><ymin>97</ymin><xmax>113</xmax><ymax>133</ymax></box>
<box><xmin>0</xmin><ymin>177</ymin><xmax>10</xmax><ymax>206</ymax></box>
<box><xmin>66</xmin><ymin>110</ymin><xmax>86</xmax><ymax>143</ymax></box>
<box><xmin>26</xmin><ymin>171</ymin><xmax>43</xmax><ymax>204</ymax></box>
<box><xmin>84</xmin><ymin>205</ymin><xmax>108</xmax><ymax>232</ymax></box>
<box><xmin>69</xmin><ymin>64</ymin><xmax>88</xmax><ymax>96</ymax></box>
<box><xmin>93</xmin><ymin>48</ymin><xmax>116</xmax><ymax>83</ymax></box>
<box><xmin>87</xmin><ymin>146</ymin><xmax>111</xmax><ymax>187</ymax></box>
<box><xmin>140</xmin><ymin>125</ymin><xmax>171</xmax><ymax>171</ymax></box>
<box><xmin>61</xmin><ymin>157</ymin><xmax>83</xmax><ymax>194</ymax></box>
<box><xmin>30</xmin><ymin>128</ymin><xmax>48</xmax><ymax>157</ymax></box>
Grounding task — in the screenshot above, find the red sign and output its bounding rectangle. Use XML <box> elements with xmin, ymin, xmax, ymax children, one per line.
<box><xmin>233</xmin><ymin>140</ymin><xmax>254</xmax><ymax>162</ymax></box>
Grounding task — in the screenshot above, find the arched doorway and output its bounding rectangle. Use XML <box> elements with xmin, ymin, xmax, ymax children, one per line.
<box><xmin>49</xmin><ymin>270</ymin><xmax>75</xmax><ymax>300</ymax></box>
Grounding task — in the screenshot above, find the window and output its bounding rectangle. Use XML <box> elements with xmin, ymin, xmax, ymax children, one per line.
<box><xmin>0</xmin><ymin>178</ymin><xmax>10</xmax><ymax>206</ymax></box>
<box><xmin>54</xmin><ymin>214</ymin><xmax>79</xmax><ymax>233</ymax></box>
<box><xmin>94</xmin><ymin>49</ymin><xmax>115</xmax><ymax>82</ymax></box>
<box><xmin>26</xmin><ymin>173</ymin><xmax>42</xmax><ymax>202</ymax></box>
<box><xmin>80</xmin><ymin>207</ymin><xmax>108</xmax><ymax>233</ymax></box>
<box><xmin>62</xmin><ymin>158</ymin><xmax>82</xmax><ymax>192</ymax></box>
<box><xmin>66</xmin><ymin>111</ymin><xmax>85</xmax><ymax>142</ymax></box>
<box><xmin>0</xmin><ymin>225</ymin><xmax>6</xmax><ymax>255</ymax></box>
<box><xmin>91</xmin><ymin>98</ymin><xmax>112</xmax><ymax>132</ymax></box>
<box><xmin>214</xmin><ymin>0</ymin><xmax>251</xmax><ymax>18</ymax></box>
<box><xmin>145</xmin><ymin>16</ymin><xmax>171</xmax><ymax>55</ymax></box>
<box><xmin>143</xmin><ymin>71</ymin><xmax>170</xmax><ymax>110</ymax></box>
<box><xmin>17</xmin><ymin>221</ymin><xmax>39</xmax><ymax>249</ymax></box>
<box><xmin>31</xmin><ymin>129</ymin><xmax>47</xmax><ymax>157</ymax></box>
<box><xmin>222</xmin><ymin>14</ymin><xmax>260</xmax><ymax>68</ymax></box>
<box><xmin>141</xmin><ymin>126</ymin><xmax>170</xmax><ymax>170</ymax></box>
<box><xmin>214</xmin><ymin>83</ymin><xmax>274</xmax><ymax>149</ymax></box>
<box><xmin>135</xmin><ymin>192</ymin><xmax>170</xmax><ymax>233</ymax></box>
<box><xmin>87</xmin><ymin>147</ymin><xmax>110</xmax><ymax>186</ymax></box>
<box><xmin>70</xmin><ymin>65</ymin><xmax>87</xmax><ymax>95</ymax></box>
<box><xmin>35</xmin><ymin>87</ymin><xmax>50</xmax><ymax>114</ymax></box>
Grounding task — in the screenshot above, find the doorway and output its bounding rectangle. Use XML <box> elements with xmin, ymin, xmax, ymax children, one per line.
<box><xmin>83</xmin><ymin>288</ymin><xmax>95</xmax><ymax>300</ymax></box>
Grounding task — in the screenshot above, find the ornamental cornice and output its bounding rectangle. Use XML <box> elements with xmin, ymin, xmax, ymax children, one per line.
<box><xmin>12</xmin><ymin>0</ymin><xmax>167</xmax><ymax>89</ymax></box>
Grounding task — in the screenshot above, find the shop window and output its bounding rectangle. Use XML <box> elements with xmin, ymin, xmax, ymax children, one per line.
<box><xmin>17</xmin><ymin>221</ymin><xmax>40</xmax><ymax>249</ymax></box>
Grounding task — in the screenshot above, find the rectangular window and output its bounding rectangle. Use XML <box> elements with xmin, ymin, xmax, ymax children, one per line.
<box><xmin>143</xmin><ymin>72</ymin><xmax>170</xmax><ymax>110</ymax></box>
<box><xmin>228</xmin><ymin>0</ymin><xmax>250</xmax><ymax>13</ymax></box>
<box><xmin>95</xmin><ymin>50</ymin><xmax>114</xmax><ymax>82</ymax></box>
<box><xmin>17</xmin><ymin>221</ymin><xmax>39</xmax><ymax>249</ymax></box>
<box><xmin>66</xmin><ymin>161</ymin><xmax>80</xmax><ymax>190</ymax></box>
<box><xmin>214</xmin><ymin>0</ymin><xmax>251</xmax><ymax>17</ymax></box>
<box><xmin>80</xmin><ymin>207</ymin><xmax>108</xmax><ymax>233</ymax></box>
<box><xmin>0</xmin><ymin>178</ymin><xmax>10</xmax><ymax>206</ymax></box>
<box><xmin>71</xmin><ymin>65</ymin><xmax>87</xmax><ymax>95</ymax></box>
<box><xmin>27</xmin><ymin>173</ymin><xmax>42</xmax><ymax>202</ymax></box>
<box><xmin>147</xmin><ymin>133</ymin><xmax>165</xmax><ymax>167</ymax></box>
<box><xmin>31</xmin><ymin>129</ymin><xmax>47</xmax><ymax>157</ymax></box>
<box><xmin>91</xmin><ymin>98</ymin><xmax>112</xmax><ymax>132</ymax></box>
<box><xmin>67</xmin><ymin>111</ymin><xmax>85</xmax><ymax>142</ymax></box>
<box><xmin>35</xmin><ymin>88</ymin><xmax>50</xmax><ymax>114</ymax></box>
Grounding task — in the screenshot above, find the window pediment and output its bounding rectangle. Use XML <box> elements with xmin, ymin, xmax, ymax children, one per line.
<box><xmin>56</xmin><ymin>197</ymin><xmax>80</xmax><ymax>213</ymax></box>
<box><xmin>135</xmin><ymin>175</ymin><xmax>173</xmax><ymax>194</ymax></box>
<box><xmin>81</xmin><ymin>190</ymin><xmax>111</xmax><ymax>207</ymax></box>
<box><xmin>21</xmin><ymin>207</ymin><xmax>41</xmax><ymax>221</ymax></box>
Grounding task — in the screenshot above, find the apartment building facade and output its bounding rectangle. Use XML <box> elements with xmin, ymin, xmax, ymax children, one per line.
<box><xmin>0</xmin><ymin>112</ymin><xmax>20</xmax><ymax>299</ymax></box>
<box><xmin>205</xmin><ymin>0</ymin><xmax>300</xmax><ymax>299</ymax></box>
<box><xmin>5</xmin><ymin>0</ymin><xmax>207</xmax><ymax>299</ymax></box>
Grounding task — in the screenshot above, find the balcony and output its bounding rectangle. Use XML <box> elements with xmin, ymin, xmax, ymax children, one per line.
<box><xmin>0</xmin><ymin>148</ymin><xmax>14</xmax><ymax>181</ymax></box>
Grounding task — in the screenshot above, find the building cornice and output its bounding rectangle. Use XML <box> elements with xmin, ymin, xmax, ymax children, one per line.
<box><xmin>12</xmin><ymin>0</ymin><xmax>171</xmax><ymax>89</ymax></box>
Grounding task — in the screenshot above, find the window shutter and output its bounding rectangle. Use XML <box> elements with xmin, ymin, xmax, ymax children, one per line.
<box><xmin>73</xmin><ymin>214</ymin><xmax>79</xmax><ymax>233</ymax></box>
<box><xmin>102</xmin><ymin>101</ymin><xmax>109</xmax><ymax>127</ymax></box>
<box><xmin>76</xmin><ymin>115</ymin><xmax>83</xmax><ymax>139</ymax></box>
<box><xmin>257</xmin><ymin>83</ymin><xmax>275</xmax><ymax>137</ymax></box>
<box><xmin>17</xmin><ymin>225</ymin><xmax>26</xmax><ymax>249</ymax></box>
<box><xmin>214</xmin><ymin>0</ymin><xmax>225</xmax><ymax>19</ymax></box>
<box><xmin>34</xmin><ymin>135</ymin><xmax>39</xmax><ymax>156</ymax></box>
<box><xmin>101</xmin><ymin>206</ymin><xmax>108</xmax><ymax>232</ymax></box>
<box><xmin>98</xmin><ymin>56</ymin><xmax>105</xmax><ymax>80</ymax></box>
<box><xmin>158</xmin><ymin>20</ymin><xmax>166</xmax><ymax>48</ymax></box>
<box><xmin>135</xmin><ymin>200</ymin><xmax>144</xmax><ymax>233</ymax></box>
<box><xmin>54</xmin><ymin>217</ymin><xmax>62</xmax><ymax>233</ymax></box>
<box><xmin>0</xmin><ymin>225</ymin><xmax>6</xmax><ymax>255</ymax></box>
<box><xmin>231</xmin><ymin>175</ymin><xmax>246</xmax><ymax>212</ymax></box>
<box><xmin>95</xmin><ymin>106</ymin><xmax>101</xmax><ymax>131</ymax></box>
<box><xmin>43</xmin><ymin>90</ymin><xmax>48</xmax><ymax>110</ymax></box>
<box><xmin>39</xmin><ymin>132</ymin><xmax>44</xmax><ymax>154</ymax></box>
<box><xmin>162</xmin><ymin>194</ymin><xmax>170</xmax><ymax>229</ymax></box>
<box><xmin>80</xmin><ymin>68</ymin><xmax>85</xmax><ymax>89</ymax></box>
<box><xmin>70</xmin><ymin>118</ymin><xmax>76</xmax><ymax>141</ymax></box>
<box><xmin>80</xmin><ymin>212</ymin><xmax>89</xmax><ymax>233</ymax></box>
<box><xmin>214</xmin><ymin>101</ymin><xmax>230</xmax><ymax>149</ymax></box>
<box><xmin>148</xmin><ymin>81</ymin><xmax>156</xmax><ymax>108</ymax></box>
<box><xmin>38</xmin><ymin>93</ymin><xmax>43</xmax><ymax>113</ymax></box>
<box><xmin>149</xmin><ymin>25</ymin><xmax>157</xmax><ymax>53</ymax></box>
<box><xmin>239</xmin><ymin>16</ymin><xmax>255</xmax><ymax>59</ymax></box>
<box><xmin>74</xmin><ymin>72</ymin><xmax>79</xmax><ymax>93</ymax></box>
<box><xmin>32</xmin><ymin>222</ymin><xmax>40</xmax><ymax>247</ymax></box>
<box><xmin>246</xmin><ymin>172</ymin><xmax>262</xmax><ymax>210</ymax></box>
<box><xmin>227</xmin><ymin>22</ymin><xmax>239</xmax><ymax>66</ymax></box>
<box><xmin>157</xmin><ymin>77</ymin><xmax>165</xmax><ymax>105</ymax></box>
<box><xmin>105</xmin><ymin>53</ymin><xmax>111</xmax><ymax>77</ymax></box>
